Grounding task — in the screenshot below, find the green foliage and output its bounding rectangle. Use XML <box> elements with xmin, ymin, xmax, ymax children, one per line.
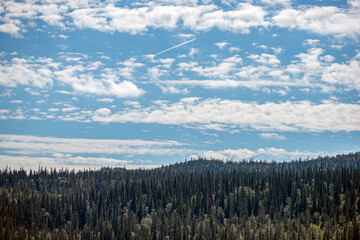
<box><xmin>1</xmin><ymin>152</ymin><xmax>360</xmax><ymax>239</ymax></box>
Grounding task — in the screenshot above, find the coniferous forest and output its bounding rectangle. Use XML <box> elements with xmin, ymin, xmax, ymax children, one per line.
<box><xmin>1</xmin><ymin>153</ymin><xmax>360</xmax><ymax>239</ymax></box>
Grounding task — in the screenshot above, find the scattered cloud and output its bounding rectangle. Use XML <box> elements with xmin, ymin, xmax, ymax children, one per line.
<box><xmin>260</xmin><ymin>0</ymin><xmax>291</xmax><ymax>7</ymax></box>
<box><xmin>0</xmin><ymin>55</ymin><xmax>145</xmax><ymax>98</ymax></box>
<box><xmin>0</xmin><ymin>57</ymin><xmax>56</xmax><ymax>88</ymax></box>
<box><xmin>247</xmin><ymin>53</ymin><xmax>280</xmax><ymax>66</ymax></box>
<box><xmin>87</xmin><ymin>98</ymin><xmax>360</xmax><ymax>132</ymax></box>
<box><xmin>215</xmin><ymin>41</ymin><xmax>229</xmax><ymax>49</ymax></box>
<box><xmin>193</xmin><ymin>147</ymin><xmax>331</xmax><ymax>161</ymax></box>
<box><xmin>0</xmin><ymin>154</ymin><xmax>132</xmax><ymax>170</ymax></box>
<box><xmin>0</xmin><ymin>1</ymin><xmax>271</xmax><ymax>37</ymax></box>
<box><xmin>229</xmin><ymin>47</ymin><xmax>240</xmax><ymax>53</ymax></box>
<box><xmin>0</xmin><ymin>134</ymin><xmax>344</xmax><ymax>170</ymax></box>
<box><xmin>304</xmin><ymin>39</ymin><xmax>320</xmax><ymax>46</ymax></box>
<box><xmin>259</xmin><ymin>132</ymin><xmax>287</xmax><ymax>140</ymax></box>
<box><xmin>178</xmin><ymin>33</ymin><xmax>195</xmax><ymax>39</ymax></box>
<box><xmin>0</xmin><ymin>134</ymin><xmax>186</xmax><ymax>155</ymax></box>
<box><xmin>10</xmin><ymin>100</ymin><xmax>23</xmax><ymax>104</ymax></box>
<box><xmin>273</xmin><ymin>6</ymin><xmax>360</xmax><ymax>39</ymax></box>
<box><xmin>179</xmin><ymin>55</ymin><xmax>242</xmax><ymax>79</ymax></box>
<box><xmin>322</xmin><ymin>59</ymin><xmax>360</xmax><ymax>91</ymax></box>
<box><xmin>97</xmin><ymin>98</ymin><xmax>114</xmax><ymax>103</ymax></box>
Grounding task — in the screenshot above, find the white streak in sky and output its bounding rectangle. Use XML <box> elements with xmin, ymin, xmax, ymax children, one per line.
<box><xmin>155</xmin><ymin>38</ymin><xmax>197</xmax><ymax>56</ymax></box>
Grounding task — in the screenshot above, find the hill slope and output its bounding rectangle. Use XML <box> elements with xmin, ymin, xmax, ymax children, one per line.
<box><xmin>1</xmin><ymin>152</ymin><xmax>360</xmax><ymax>239</ymax></box>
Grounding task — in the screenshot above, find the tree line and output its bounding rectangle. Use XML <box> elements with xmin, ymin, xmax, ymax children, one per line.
<box><xmin>1</xmin><ymin>152</ymin><xmax>360</xmax><ymax>239</ymax></box>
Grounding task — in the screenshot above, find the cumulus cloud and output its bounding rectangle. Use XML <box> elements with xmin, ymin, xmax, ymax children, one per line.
<box><xmin>195</xmin><ymin>3</ymin><xmax>270</xmax><ymax>33</ymax></box>
<box><xmin>97</xmin><ymin>98</ymin><xmax>114</xmax><ymax>103</ymax></box>
<box><xmin>215</xmin><ymin>41</ymin><xmax>229</xmax><ymax>49</ymax></box>
<box><xmin>0</xmin><ymin>21</ymin><xmax>22</xmax><ymax>37</ymax></box>
<box><xmin>259</xmin><ymin>132</ymin><xmax>287</xmax><ymax>140</ymax></box>
<box><xmin>162</xmin><ymin>79</ymin><xmax>296</xmax><ymax>90</ymax></box>
<box><xmin>0</xmin><ymin>134</ymin><xmax>197</xmax><ymax>169</ymax></box>
<box><xmin>0</xmin><ymin>134</ymin><xmax>186</xmax><ymax>156</ymax></box>
<box><xmin>247</xmin><ymin>53</ymin><xmax>280</xmax><ymax>66</ymax></box>
<box><xmin>1</xmin><ymin>0</ymin><xmax>359</xmax><ymax>39</ymax></box>
<box><xmin>322</xmin><ymin>59</ymin><xmax>360</xmax><ymax>91</ymax></box>
<box><xmin>260</xmin><ymin>0</ymin><xmax>291</xmax><ymax>7</ymax></box>
<box><xmin>0</xmin><ymin>1</ymin><xmax>270</xmax><ymax>36</ymax></box>
<box><xmin>179</xmin><ymin>55</ymin><xmax>242</xmax><ymax>79</ymax></box>
<box><xmin>273</xmin><ymin>6</ymin><xmax>360</xmax><ymax>39</ymax></box>
<box><xmin>194</xmin><ymin>147</ymin><xmax>330</xmax><ymax>161</ymax></box>
<box><xmin>0</xmin><ymin>135</ymin><xmax>355</xmax><ymax>169</ymax></box>
<box><xmin>0</xmin><ymin>55</ymin><xmax>145</xmax><ymax>98</ymax></box>
<box><xmin>304</xmin><ymin>39</ymin><xmax>320</xmax><ymax>46</ymax></box>
<box><xmin>88</xmin><ymin>98</ymin><xmax>360</xmax><ymax>132</ymax></box>
<box><xmin>0</xmin><ymin>57</ymin><xmax>56</xmax><ymax>88</ymax></box>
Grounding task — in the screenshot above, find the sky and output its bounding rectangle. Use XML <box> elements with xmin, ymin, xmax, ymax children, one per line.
<box><xmin>0</xmin><ymin>0</ymin><xmax>359</xmax><ymax>170</ymax></box>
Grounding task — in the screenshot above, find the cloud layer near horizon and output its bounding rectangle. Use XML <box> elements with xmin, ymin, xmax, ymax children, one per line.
<box><xmin>0</xmin><ymin>134</ymin><xmax>336</xmax><ymax>170</ymax></box>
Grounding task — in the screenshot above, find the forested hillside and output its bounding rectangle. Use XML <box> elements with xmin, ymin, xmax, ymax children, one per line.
<box><xmin>1</xmin><ymin>153</ymin><xmax>360</xmax><ymax>239</ymax></box>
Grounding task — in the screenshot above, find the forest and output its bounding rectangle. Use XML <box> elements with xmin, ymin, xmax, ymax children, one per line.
<box><xmin>1</xmin><ymin>152</ymin><xmax>360</xmax><ymax>239</ymax></box>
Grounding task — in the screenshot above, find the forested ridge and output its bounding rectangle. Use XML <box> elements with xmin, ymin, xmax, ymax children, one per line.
<box><xmin>1</xmin><ymin>152</ymin><xmax>360</xmax><ymax>239</ymax></box>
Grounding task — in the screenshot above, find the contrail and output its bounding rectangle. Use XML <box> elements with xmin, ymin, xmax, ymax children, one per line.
<box><xmin>155</xmin><ymin>38</ymin><xmax>197</xmax><ymax>56</ymax></box>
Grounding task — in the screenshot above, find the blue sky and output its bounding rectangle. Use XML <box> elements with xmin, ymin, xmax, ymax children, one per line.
<box><xmin>0</xmin><ymin>0</ymin><xmax>359</xmax><ymax>170</ymax></box>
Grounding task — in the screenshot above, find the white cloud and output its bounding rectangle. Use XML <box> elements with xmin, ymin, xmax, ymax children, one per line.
<box><xmin>178</xmin><ymin>33</ymin><xmax>195</xmax><ymax>39</ymax></box>
<box><xmin>163</xmin><ymin>79</ymin><xmax>301</xmax><ymax>90</ymax></box>
<box><xmin>0</xmin><ymin>55</ymin><xmax>146</xmax><ymax>98</ymax></box>
<box><xmin>229</xmin><ymin>47</ymin><xmax>240</xmax><ymax>53</ymax></box>
<box><xmin>124</xmin><ymin>100</ymin><xmax>141</xmax><ymax>108</ymax></box>
<box><xmin>188</xmin><ymin>48</ymin><xmax>199</xmax><ymax>57</ymax></box>
<box><xmin>304</xmin><ymin>39</ymin><xmax>320</xmax><ymax>46</ymax></box>
<box><xmin>180</xmin><ymin>55</ymin><xmax>242</xmax><ymax>79</ymax></box>
<box><xmin>0</xmin><ymin>134</ymin><xmax>356</xmax><ymax>169</ymax></box>
<box><xmin>10</xmin><ymin>100</ymin><xmax>23</xmax><ymax>104</ymax></box>
<box><xmin>247</xmin><ymin>53</ymin><xmax>280</xmax><ymax>66</ymax></box>
<box><xmin>0</xmin><ymin>21</ymin><xmax>22</xmax><ymax>37</ymax></box>
<box><xmin>330</xmin><ymin>44</ymin><xmax>343</xmax><ymax>50</ymax></box>
<box><xmin>0</xmin><ymin>1</ymin><xmax>270</xmax><ymax>36</ymax></box>
<box><xmin>215</xmin><ymin>41</ymin><xmax>229</xmax><ymax>49</ymax></box>
<box><xmin>273</xmin><ymin>6</ymin><xmax>360</xmax><ymax>39</ymax></box>
<box><xmin>322</xmin><ymin>59</ymin><xmax>360</xmax><ymax>91</ymax></box>
<box><xmin>260</xmin><ymin>0</ymin><xmax>291</xmax><ymax>7</ymax></box>
<box><xmin>147</xmin><ymin>66</ymin><xmax>168</xmax><ymax>79</ymax></box>
<box><xmin>1</xmin><ymin>0</ymin><xmax>359</xmax><ymax>40</ymax></box>
<box><xmin>0</xmin><ymin>154</ymin><xmax>133</xmax><ymax>170</ymax></box>
<box><xmin>259</xmin><ymin>132</ymin><xmax>287</xmax><ymax>140</ymax></box>
<box><xmin>252</xmin><ymin>43</ymin><xmax>268</xmax><ymax>50</ymax></box>
<box><xmin>159</xmin><ymin>85</ymin><xmax>189</xmax><ymax>94</ymax></box>
<box><xmin>70</xmin><ymin>8</ymin><xmax>113</xmax><ymax>32</ymax></box>
<box><xmin>0</xmin><ymin>57</ymin><xmax>55</xmax><ymax>88</ymax></box>
<box><xmin>162</xmin><ymin>46</ymin><xmax>358</xmax><ymax>92</ymax></box>
<box><xmin>271</xmin><ymin>47</ymin><xmax>283</xmax><ymax>55</ymax></box>
<box><xmin>196</xmin><ymin>3</ymin><xmax>270</xmax><ymax>33</ymax></box>
<box><xmin>0</xmin><ymin>55</ymin><xmax>145</xmax><ymax>98</ymax></box>
<box><xmin>117</xmin><ymin>57</ymin><xmax>144</xmax><ymax>78</ymax></box>
<box><xmin>95</xmin><ymin>108</ymin><xmax>111</xmax><ymax>116</ymax></box>
<box><xmin>195</xmin><ymin>147</ymin><xmax>330</xmax><ymax>161</ymax></box>
<box><xmin>88</xmin><ymin>98</ymin><xmax>360</xmax><ymax>132</ymax></box>
<box><xmin>62</xmin><ymin>106</ymin><xmax>78</xmax><ymax>112</ymax></box>
<box><xmin>0</xmin><ymin>134</ymin><xmax>187</xmax><ymax>157</ymax></box>
<box><xmin>58</xmin><ymin>34</ymin><xmax>69</xmax><ymax>39</ymax></box>
<box><xmin>286</xmin><ymin>48</ymin><xmax>326</xmax><ymax>78</ymax></box>
<box><xmin>158</xmin><ymin>58</ymin><xmax>175</xmax><ymax>68</ymax></box>
<box><xmin>97</xmin><ymin>98</ymin><xmax>114</xmax><ymax>103</ymax></box>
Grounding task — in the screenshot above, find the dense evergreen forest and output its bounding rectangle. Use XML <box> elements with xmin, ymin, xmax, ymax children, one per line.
<box><xmin>1</xmin><ymin>152</ymin><xmax>360</xmax><ymax>239</ymax></box>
